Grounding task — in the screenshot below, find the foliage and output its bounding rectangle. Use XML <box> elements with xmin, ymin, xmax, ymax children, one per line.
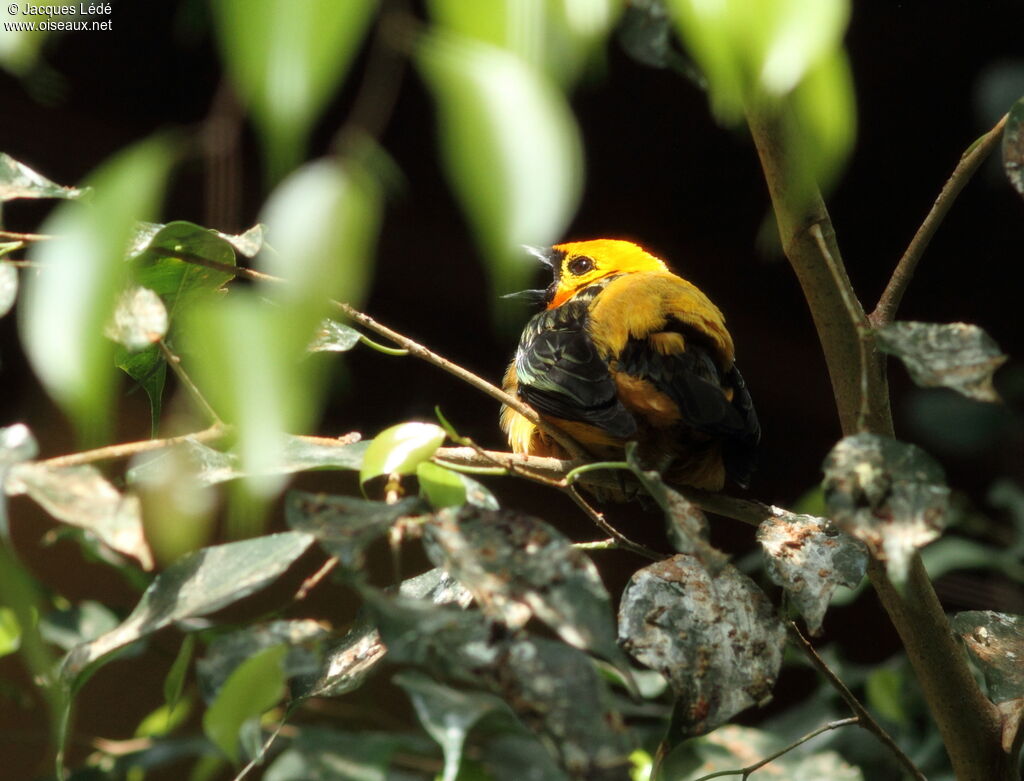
<box><xmin>1</xmin><ymin>2</ymin><xmax>1023</xmax><ymax>781</ymax></box>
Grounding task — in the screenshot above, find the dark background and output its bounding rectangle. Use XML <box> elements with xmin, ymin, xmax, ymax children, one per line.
<box><xmin>2</xmin><ymin>1</ymin><xmax>1024</xmax><ymax>778</ymax></box>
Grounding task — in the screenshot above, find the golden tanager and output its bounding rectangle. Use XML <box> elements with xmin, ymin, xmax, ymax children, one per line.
<box><xmin>501</xmin><ymin>239</ymin><xmax>759</xmax><ymax>491</ymax></box>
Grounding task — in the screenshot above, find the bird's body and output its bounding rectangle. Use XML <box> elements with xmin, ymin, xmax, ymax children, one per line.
<box><xmin>501</xmin><ymin>239</ymin><xmax>759</xmax><ymax>491</ymax></box>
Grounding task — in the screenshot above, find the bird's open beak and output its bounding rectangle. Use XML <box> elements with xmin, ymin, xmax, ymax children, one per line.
<box><xmin>521</xmin><ymin>244</ymin><xmax>557</xmax><ymax>269</ymax></box>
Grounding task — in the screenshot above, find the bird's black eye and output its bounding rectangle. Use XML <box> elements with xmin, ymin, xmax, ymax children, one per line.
<box><xmin>567</xmin><ymin>256</ymin><xmax>595</xmax><ymax>276</ymax></box>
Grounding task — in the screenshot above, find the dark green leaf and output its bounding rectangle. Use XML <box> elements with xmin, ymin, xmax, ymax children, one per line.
<box><xmin>875</xmin><ymin>321</ymin><xmax>1007</xmax><ymax>402</ymax></box>
<box><xmin>211</xmin><ymin>0</ymin><xmax>375</xmax><ymax>179</ymax></box>
<box><xmin>423</xmin><ymin>507</ymin><xmax>627</xmax><ymax>668</ymax></box>
<box><xmin>360</xmin><ymin>422</ymin><xmax>447</xmax><ymax>485</ymax></box>
<box><xmin>20</xmin><ymin>137</ymin><xmax>173</xmax><ymax>440</ymax></box>
<box><xmin>264</xmin><ymin>726</ymin><xmax>428</xmax><ymax>781</ymax></box>
<box><xmin>395</xmin><ymin>671</ymin><xmax>508</xmax><ymax>781</ymax></box>
<box><xmin>286</xmin><ymin>492</ymin><xmax>426</xmax><ymax>573</ymax></box>
<box><xmin>952</xmin><ymin>611</ymin><xmax>1024</xmax><ymax>703</ymax></box>
<box><xmin>822</xmin><ymin>433</ymin><xmax>950</xmax><ymax>587</ymax></box>
<box><xmin>115</xmin><ymin>343</ymin><xmax>166</xmax><ymax>437</ymax></box>
<box><xmin>757</xmin><ymin>511</ymin><xmax>867</xmax><ymax>633</ymax></box>
<box><xmin>203</xmin><ymin>644</ymin><xmax>287</xmax><ymax>762</ymax></box>
<box><xmin>197</xmin><ymin>620</ymin><xmax>329</xmax><ymax>704</ymax></box>
<box><xmin>307</xmin><ymin>319</ymin><xmax>361</xmax><ymax>353</ymax></box>
<box><xmin>618</xmin><ymin>554</ymin><xmax>786</xmax><ymax>736</ymax></box>
<box><xmin>5</xmin><ymin>461</ymin><xmax>153</xmax><ymax>569</ymax></box>
<box><xmin>0</xmin><ymin>152</ymin><xmax>87</xmax><ymax>201</ymax></box>
<box><xmin>865</xmin><ymin>667</ymin><xmax>909</xmax><ymax>726</ymax></box>
<box><xmin>62</xmin><ymin>531</ymin><xmax>314</xmax><ymax>681</ymax></box>
<box><xmin>39</xmin><ymin>601</ymin><xmax>120</xmax><ymax>652</ymax></box>
<box><xmin>1003</xmin><ymin>95</ymin><xmax>1024</xmax><ymax>197</ymax></box>
<box><xmin>164</xmin><ymin>634</ymin><xmax>195</xmax><ymax>715</ymax></box>
<box><xmin>0</xmin><ymin>261</ymin><xmax>17</xmax><ymax>317</ymax></box>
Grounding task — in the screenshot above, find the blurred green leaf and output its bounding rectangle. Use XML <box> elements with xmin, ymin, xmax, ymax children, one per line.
<box><xmin>211</xmin><ymin>0</ymin><xmax>375</xmax><ymax>180</ymax></box>
<box><xmin>105</xmin><ymin>286</ymin><xmax>168</xmax><ymax>351</ymax></box>
<box><xmin>360</xmin><ymin>422</ymin><xmax>447</xmax><ymax>485</ymax></box>
<box><xmin>5</xmin><ymin>461</ymin><xmax>154</xmax><ymax>570</ymax></box>
<box><xmin>417</xmin><ymin>461</ymin><xmax>467</xmax><ymax>509</ymax></box>
<box><xmin>876</xmin><ymin>321</ymin><xmax>1008</xmax><ymax>403</ymax></box>
<box><xmin>0</xmin><ymin>152</ymin><xmax>87</xmax><ymax>201</ymax></box>
<box><xmin>164</xmin><ymin>634</ymin><xmax>195</xmax><ymax>717</ymax></box>
<box><xmin>417</xmin><ymin>31</ymin><xmax>583</xmax><ymax>301</ymax></box>
<box><xmin>136</xmin><ymin>693</ymin><xmax>194</xmax><ymax>738</ymax></box>
<box><xmin>618</xmin><ymin>554</ymin><xmax>786</xmax><ymax>736</ymax></box>
<box><xmin>865</xmin><ymin>666</ymin><xmax>909</xmax><ymax>726</ymax></box>
<box><xmin>0</xmin><ymin>261</ymin><xmax>17</xmax><ymax>317</ymax></box>
<box><xmin>203</xmin><ymin>643</ymin><xmax>287</xmax><ymax>763</ymax></box>
<box><xmin>0</xmin><ymin>422</ymin><xmax>38</xmax><ymax>538</ymax></box>
<box><xmin>264</xmin><ymin>726</ymin><xmax>428</xmax><ymax>781</ymax></box>
<box><xmin>1003</xmin><ymin>95</ymin><xmax>1024</xmax><ymax>198</ymax></box>
<box><xmin>62</xmin><ymin>531</ymin><xmax>314</xmax><ymax>683</ymax></box>
<box><xmin>307</xmin><ymin>319</ymin><xmax>362</xmax><ymax>353</ymax></box>
<box><xmin>0</xmin><ymin>606</ymin><xmax>21</xmax><ymax>658</ymax></box>
<box><xmin>19</xmin><ymin>136</ymin><xmax>173</xmax><ymax>441</ymax></box>
<box><xmin>0</xmin><ymin>11</ymin><xmax>48</xmax><ymax>75</ymax></box>
<box><xmin>39</xmin><ymin>600</ymin><xmax>119</xmax><ymax>652</ymax></box>
<box><xmin>258</xmin><ymin>158</ymin><xmax>382</xmax><ymax>339</ymax></box>
<box><xmin>822</xmin><ymin>433</ymin><xmax>950</xmax><ymax>588</ymax></box>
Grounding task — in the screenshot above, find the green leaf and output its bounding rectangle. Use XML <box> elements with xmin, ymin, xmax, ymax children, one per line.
<box><xmin>5</xmin><ymin>461</ymin><xmax>154</xmax><ymax>569</ymax></box>
<box><xmin>62</xmin><ymin>531</ymin><xmax>314</xmax><ymax>683</ymax></box>
<box><xmin>105</xmin><ymin>286</ymin><xmax>168</xmax><ymax>351</ymax></box>
<box><xmin>286</xmin><ymin>491</ymin><xmax>425</xmax><ymax>573</ymax></box>
<box><xmin>19</xmin><ymin>137</ymin><xmax>173</xmax><ymax>441</ymax></box>
<box><xmin>39</xmin><ymin>600</ymin><xmax>119</xmax><ymax>652</ymax></box>
<box><xmin>258</xmin><ymin>158</ymin><xmax>382</xmax><ymax>340</ymax></box>
<box><xmin>417</xmin><ymin>31</ymin><xmax>583</xmax><ymax>301</ymax></box>
<box><xmin>875</xmin><ymin>321</ymin><xmax>1008</xmax><ymax>403</ymax></box>
<box><xmin>202</xmin><ymin>643</ymin><xmax>287</xmax><ymax>763</ymax></box>
<box><xmin>264</xmin><ymin>726</ymin><xmax>426</xmax><ymax>781</ymax></box>
<box><xmin>952</xmin><ymin>611</ymin><xmax>1024</xmax><ymax>704</ymax></box>
<box><xmin>115</xmin><ymin>343</ymin><xmax>166</xmax><ymax>438</ymax></box>
<box><xmin>307</xmin><ymin>319</ymin><xmax>362</xmax><ymax>353</ymax></box>
<box><xmin>211</xmin><ymin>0</ymin><xmax>375</xmax><ymax>180</ymax></box>
<box><xmin>0</xmin><ymin>261</ymin><xmax>17</xmax><ymax>318</ymax></box>
<box><xmin>0</xmin><ymin>422</ymin><xmax>38</xmax><ymax>538</ymax></box>
<box><xmin>865</xmin><ymin>667</ymin><xmax>909</xmax><ymax>726</ymax></box>
<box><xmin>417</xmin><ymin>461</ymin><xmax>467</xmax><ymax>509</ymax></box>
<box><xmin>423</xmin><ymin>507</ymin><xmax>629</xmax><ymax>669</ymax></box>
<box><xmin>164</xmin><ymin>634</ymin><xmax>196</xmax><ymax>716</ymax></box>
<box><xmin>135</xmin><ymin>693</ymin><xmax>194</xmax><ymax>738</ymax></box>
<box><xmin>757</xmin><ymin>511</ymin><xmax>867</xmax><ymax>634</ymax></box>
<box><xmin>822</xmin><ymin>433</ymin><xmax>950</xmax><ymax>588</ymax></box>
<box><xmin>0</xmin><ymin>606</ymin><xmax>21</xmax><ymax>658</ymax></box>
<box><xmin>0</xmin><ymin>152</ymin><xmax>87</xmax><ymax>201</ymax></box>
<box><xmin>618</xmin><ymin>554</ymin><xmax>786</xmax><ymax>736</ymax></box>
<box><xmin>395</xmin><ymin>671</ymin><xmax>508</xmax><ymax>781</ymax></box>
<box><xmin>360</xmin><ymin>422</ymin><xmax>447</xmax><ymax>485</ymax></box>
<box><xmin>1003</xmin><ymin>95</ymin><xmax>1024</xmax><ymax>198</ymax></box>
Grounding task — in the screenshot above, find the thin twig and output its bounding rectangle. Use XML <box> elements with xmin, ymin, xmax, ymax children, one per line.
<box><xmin>158</xmin><ymin>339</ymin><xmax>222</xmax><ymax>424</ymax></box>
<box><xmin>38</xmin><ymin>424</ymin><xmax>228</xmax><ymax>468</ymax></box>
<box><xmin>870</xmin><ymin>113</ymin><xmax>1009</xmax><ymax>327</ymax></box>
<box><xmin>566</xmin><ymin>486</ymin><xmax>662</xmax><ymax>561</ymax></box>
<box><xmin>692</xmin><ymin>717</ymin><xmax>859</xmax><ymax>781</ymax></box>
<box><xmin>294</xmin><ymin>556</ymin><xmax>339</xmax><ymax>601</ymax></box>
<box><xmin>789</xmin><ymin>623</ymin><xmax>928</xmax><ymax>781</ymax></box>
<box><xmin>0</xmin><ymin>230</ymin><xmax>53</xmax><ymax>241</ymax></box>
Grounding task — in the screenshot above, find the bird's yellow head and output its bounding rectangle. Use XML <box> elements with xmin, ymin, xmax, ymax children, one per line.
<box><xmin>532</xmin><ymin>239</ymin><xmax>669</xmax><ymax>309</ymax></box>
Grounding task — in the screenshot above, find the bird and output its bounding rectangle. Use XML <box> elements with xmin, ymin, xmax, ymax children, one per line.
<box><xmin>500</xmin><ymin>239</ymin><xmax>759</xmax><ymax>492</ymax></box>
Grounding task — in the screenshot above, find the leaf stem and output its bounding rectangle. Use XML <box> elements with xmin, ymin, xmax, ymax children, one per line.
<box><xmin>157</xmin><ymin>339</ymin><xmax>223</xmax><ymax>424</ymax></box>
<box><xmin>870</xmin><ymin>113</ymin><xmax>1009</xmax><ymax>327</ymax></box>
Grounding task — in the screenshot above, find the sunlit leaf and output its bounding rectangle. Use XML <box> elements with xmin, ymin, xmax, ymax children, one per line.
<box><xmin>0</xmin><ymin>606</ymin><xmax>20</xmax><ymax>658</ymax></box>
<box><xmin>417</xmin><ymin>31</ymin><xmax>583</xmax><ymax>301</ymax></box>
<box><xmin>360</xmin><ymin>422</ymin><xmax>447</xmax><ymax>485</ymax></box>
<box><xmin>953</xmin><ymin>611</ymin><xmax>1024</xmax><ymax>704</ymax></box>
<box><xmin>62</xmin><ymin>531</ymin><xmax>314</xmax><ymax>682</ymax></box>
<box><xmin>396</xmin><ymin>670</ymin><xmax>508</xmax><ymax>781</ymax></box>
<box><xmin>307</xmin><ymin>319</ymin><xmax>361</xmax><ymax>353</ymax></box>
<box><xmin>0</xmin><ymin>261</ymin><xmax>17</xmax><ymax>317</ymax></box>
<box><xmin>211</xmin><ymin>0</ymin><xmax>375</xmax><ymax>179</ymax></box>
<box><xmin>197</xmin><ymin>620</ymin><xmax>329</xmax><ymax>704</ymax></box>
<box><xmin>216</xmin><ymin>223</ymin><xmax>266</xmax><ymax>258</ymax></box>
<box><xmin>0</xmin><ymin>422</ymin><xmax>38</xmax><ymax>537</ymax></box>
<box><xmin>38</xmin><ymin>600</ymin><xmax>120</xmax><ymax>652</ymax></box>
<box><xmin>203</xmin><ymin>643</ymin><xmax>286</xmax><ymax>762</ymax></box>
<box><xmin>0</xmin><ymin>152</ymin><xmax>87</xmax><ymax>201</ymax></box>
<box><xmin>423</xmin><ymin>506</ymin><xmax>628</xmax><ymax>668</ymax></box>
<box><xmin>757</xmin><ymin>511</ymin><xmax>868</xmax><ymax>633</ymax></box>
<box><xmin>5</xmin><ymin>461</ymin><xmax>154</xmax><ymax>570</ymax></box>
<box><xmin>286</xmin><ymin>491</ymin><xmax>425</xmax><ymax>573</ymax></box>
<box><xmin>105</xmin><ymin>286</ymin><xmax>168</xmax><ymax>351</ymax></box>
<box><xmin>1003</xmin><ymin>96</ymin><xmax>1024</xmax><ymax>198</ymax></box>
<box><xmin>135</xmin><ymin>693</ymin><xmax>194</xmax><ymax>738</ymax></box>
<box><xmin>618</xmin><ymin>554</ymin><xmax>786</xmax><ymax>736</ymax></box>
<box><xmin>19</xmin><ymin>137</ymin><xmax>173</xmax><ymax>440</ymax></box>
<box><xmin>0</xmin><ymin>11</ymin><xmax>48</xmax><ymax>75</ymax></box>
<box><xmin>822</xmin><ymin>433</ymin><xmax>950</xmax><ymax>587</ymax></box>
<box><xmin>417</xmin><ymin>461</ymin><xmax>467</xmax><ymax>509</ymax></box>
<box><xmin>875</xmin><ymin>321</ymin><xmax>1008</xmax><ymax>403</ymax></box>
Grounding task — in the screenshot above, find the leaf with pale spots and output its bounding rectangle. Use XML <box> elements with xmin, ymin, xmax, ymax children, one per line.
<box><xmin>875</xmin><ymin>321</ymin><xmax>1007</xmax><ymax>402</ymax></box>
<box><xmin>618</xmin><ymin>554</ymin><xmax>786</xmax><ymax>736</ymax></box>
<box><xmin>822</xmin><ymin>433</ymin><xmax>949</xmax><ymax>588</ymax></box>
<box><xmin>758</xmin><ymin>511</ymin><xmax>868</xmax><ymax>633</ymax></box>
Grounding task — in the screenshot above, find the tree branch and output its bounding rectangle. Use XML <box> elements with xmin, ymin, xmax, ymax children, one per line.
<box><xmin>870</xmin><ymin>113</ymin><xmax>1009</xmax><ymax>327</ymax></box>
<box><xmin>36</xmin><ymin>424</ymin><xmax>228</xmax><ymax>469</ymax></box>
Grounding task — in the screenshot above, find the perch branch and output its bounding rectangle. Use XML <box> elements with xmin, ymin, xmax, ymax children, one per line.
<box><xmin>870</xmin><ymin>113</ymin><xmax>1009</xmax><ymax>327</ymax></box>
<box><xmin>789</xmin><ymin>623</ymin><xmax>926</xmax><ymax>780</ymax></box>
<box><xmin>37</xmin><ymin>424</ymin><xmax>228</xmax><ymax>468</ymax></box>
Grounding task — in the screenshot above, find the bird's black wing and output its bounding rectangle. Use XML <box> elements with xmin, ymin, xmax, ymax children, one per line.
<box><xmin>515</xmin><ymin>303</ymin><xmax>637</xmax><ymax>439</ymax></box>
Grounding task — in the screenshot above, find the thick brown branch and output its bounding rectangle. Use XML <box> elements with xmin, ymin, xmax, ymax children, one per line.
<box><xmin>870</xmin><ymin>113</ymin><xmax>1009</xmax><ymax>327</ymax></box>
